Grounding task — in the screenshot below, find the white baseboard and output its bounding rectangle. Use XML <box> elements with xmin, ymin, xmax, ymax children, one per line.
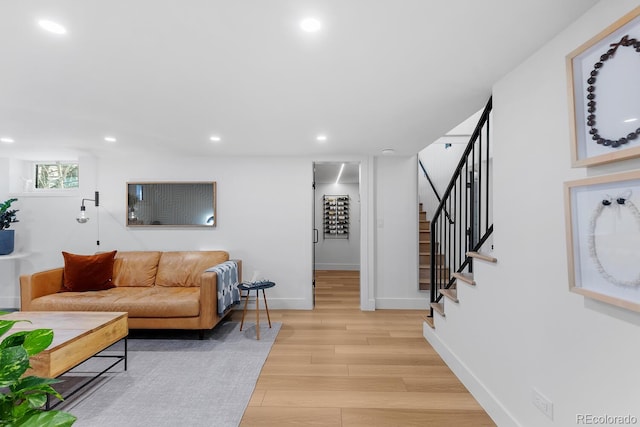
<box><xmin>314</xmin><ymin>263</ymin><xmax>360</xmax><ymax>271</ymax></box>
<box><xmin>375</xmin><ymin>298</ymin><xmax>428</xmax><ymax>310</ymax></box>
<box><xmin>233</xmin><ymin>297</ymin><xmax>311</xmax><ymax>310</ymax></box>
<box><xmin>423</xmin><ymin>322</ymin><xmax>521</xmax><ymax>427</ymax></box>
<box><xmin>0</xmin><ymin>296</ymin><xmax>19</xmax><ymax>310</ymax></box>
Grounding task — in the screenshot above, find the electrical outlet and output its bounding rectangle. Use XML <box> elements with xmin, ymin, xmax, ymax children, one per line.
<box><xmin>532</xmin><ymin>389</ymin><xmax>553</xmax><ymax>420</ymax></box>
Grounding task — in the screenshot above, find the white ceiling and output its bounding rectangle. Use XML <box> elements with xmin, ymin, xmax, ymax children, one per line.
<box><xmin>0</xmin><ymin>0</ymin><xmax>598</xmax><ymax>160</ymax></box>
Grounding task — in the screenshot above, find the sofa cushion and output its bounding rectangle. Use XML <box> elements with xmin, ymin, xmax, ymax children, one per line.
<box><xmin>156</xmin><ymin>251</ymin><xmax>229</xmax><ymax>287</ymax></box>
<box><xmin>61</xmin><ymin>251</ymin><xmax>117</xmax><ymax>292</ymax></box>
<box><xmin>30</xmin><ymin>287</ymin><xmax>200</xmax><ymax>318</ymax></box>
<box><xmin>113</xmin><ymin>251</ymin><xmax>162</xmax><ymax>287</ymax></box>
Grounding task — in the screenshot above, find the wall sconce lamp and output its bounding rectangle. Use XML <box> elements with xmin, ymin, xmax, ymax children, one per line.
<box><xmin>76</xmin><ymin>191</ymin><xmax>100</xmax><ymax>224</ymax></box>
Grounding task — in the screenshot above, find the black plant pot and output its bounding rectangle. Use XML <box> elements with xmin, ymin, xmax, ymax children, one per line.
<box><xmin>0</xmin><ymin>230</ymin><xmax>15</xmax><ymax>255</ymax></box>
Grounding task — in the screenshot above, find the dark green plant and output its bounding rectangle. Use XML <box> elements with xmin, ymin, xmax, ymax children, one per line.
<box><xmin>0</xmin><ymin>314</ymin><xmax>76</xmax><ymax>426</ymax></box>
<box><xmin>0</xmin><ymin>199</ymin><xmax>19</xmax><ymax>231</ymax></box>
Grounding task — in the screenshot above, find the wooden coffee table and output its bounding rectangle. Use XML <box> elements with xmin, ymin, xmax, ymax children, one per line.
<box><xmin>0</xmin><ymin>311</ymin><xmax>128</xmax><ymax>407</ymax></box>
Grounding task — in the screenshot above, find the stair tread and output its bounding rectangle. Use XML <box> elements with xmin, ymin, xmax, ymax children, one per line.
<box><xmin>467</xmin><ymin>251</ymin><xmax>497</xmax><ymax>263</ymax></box>
<box><xmin>430</xmin><ymin>302</ymin><xmax>445</xmax><ymax>317</ymax></box>
<box><xmin>439</xmin><ymin>288</ymin><xmax>458</xmax><ymax>303</ymax></box>
<box><xmin>423</xmin><ymin>315</ymin><xmax>435</xmax><ymax>329</ymax></box>
<box><xmin>453</xmin><ymin>272</ymin><xmax>476</xmax><ymax>285</ymax></box>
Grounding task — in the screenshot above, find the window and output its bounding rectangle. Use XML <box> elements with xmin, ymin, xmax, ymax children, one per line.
<box><xmin>35</xmin><ymin>162</ymin><xmax>79</xmax><ymax>189</ymax></box>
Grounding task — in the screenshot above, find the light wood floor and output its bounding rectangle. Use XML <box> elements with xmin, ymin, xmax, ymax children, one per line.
<box><xmin>238</xmin><ymin>270</ymin><xmax>495</xmax><ymax>426</ymax></box>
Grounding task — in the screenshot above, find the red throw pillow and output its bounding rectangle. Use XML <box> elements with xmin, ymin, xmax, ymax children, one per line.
<box><xmin>61</xmin><ymin>251</ymin><xmax>117</xmax><ymax>292</ymax></box>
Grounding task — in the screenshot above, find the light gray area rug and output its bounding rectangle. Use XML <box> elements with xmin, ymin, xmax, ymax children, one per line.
<box><xmin>55</xmin><ymin>321</ymin><xmax>281</xmax><ymax>427</ymax></box>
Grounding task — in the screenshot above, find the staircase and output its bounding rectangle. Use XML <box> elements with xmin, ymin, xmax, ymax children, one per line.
<box><xmin>418</xmin><ymin>203</ymin><xmax>447</xmax><ymax>291</ymax></box>
<box><xmin>418</xmin><ymin>203</ymin><xmax>430</xmax><ymax>290</ymax></box>
<box><xmin>424</xmin><ymin>251</ymin><xmax>497</xmax><ymax>328</ymax></box>
<box><xmin>421</xmin><ymin>96</ymin><xmax>495</xmax><ymax>329</ymax></box>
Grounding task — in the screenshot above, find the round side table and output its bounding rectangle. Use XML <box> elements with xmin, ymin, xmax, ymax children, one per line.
<box><xmin>237</xmin><ymin>281</ymin><xmax>275</xmax><ymax>340</ymax></box>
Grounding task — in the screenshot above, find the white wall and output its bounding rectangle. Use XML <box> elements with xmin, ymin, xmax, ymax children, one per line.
<box><xmin>315</xmin><ymin>182</ymin><xmax>360</xmax><ymax>270</ymax></box>
<box><xmin>375</xmin><ymin>155</ymin><xmax>425</xmax><ymax>309</ymax></box>
<box><xmin>2</xmin><ymin>152</ymin><xmax>423</xmax><ymax>311</ymax></box>
<box><xmin>425</xmin><ymin>1</ymin><xmax>640</xmax><ymax>426</ymax></box>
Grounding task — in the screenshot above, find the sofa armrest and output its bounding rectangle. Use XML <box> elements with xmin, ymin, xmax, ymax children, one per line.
<box><xmin>20</xmin><ymin>268</ymin><xmax>64</xmax><ymax>311</ymax></box>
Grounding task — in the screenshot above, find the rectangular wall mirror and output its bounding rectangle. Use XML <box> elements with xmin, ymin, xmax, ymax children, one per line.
<box><xmin>127</xmin><ymin>182</ymin><xmax>216</xmax><ymax>227</ymax></box>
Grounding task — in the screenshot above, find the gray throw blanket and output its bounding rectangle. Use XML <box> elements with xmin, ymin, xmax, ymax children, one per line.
<box><xmin>206</xmin><ymin>261</ymin><xmax>240</xmax><ymax>314</ymax></box>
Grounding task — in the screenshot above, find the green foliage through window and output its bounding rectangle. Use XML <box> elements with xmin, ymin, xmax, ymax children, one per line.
<box><xmin>35</xmin><ymin>163</ymin><xmax>79</xmax><ymax>189</ymax></box>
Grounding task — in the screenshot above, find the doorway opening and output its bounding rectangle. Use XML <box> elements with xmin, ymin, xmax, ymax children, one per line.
<box><xmin>312</xmin><ymin>162</ymin><xmax>361</xmax><ymax>309</ymax></box>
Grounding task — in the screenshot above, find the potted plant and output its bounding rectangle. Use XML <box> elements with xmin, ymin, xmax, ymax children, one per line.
<box><xmin>0</xmin><ymin>314</ymin><xmax>76</xmax><ymax>425</ymax></box>
<box><xmin>0</xmin><ymin>198</ymin><xmax>19</xmax><ymax>255</ymax></box>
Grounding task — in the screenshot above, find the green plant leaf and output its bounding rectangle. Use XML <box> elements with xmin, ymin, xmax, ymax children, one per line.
<box><xmin>13</xmin><ymin>375</ymin><xmax>61</xmax><ymax>389</ymax></box>
<box><xmin>0</xmin><ymin>320</ymin><xmax>30</xmax><ymax>342</ymax></box>
<box><xmin>14</xmin><ymin>409</ymin><xmax>76</xmax><ymax>427</ymax></box>
<box><xmin>22</xmin><ymin>329</ymin><xmax>53</xmax><ymax>356</ymax></box>
<box><xmin>0</xmin><ymin>346</ymin><xmax>29</xmax><ymax>387</ymax></box>
<box><xmin>1</xmin><ymin>331</ymin><xmax>29</xmax><ymax>349</ymax></box>
<box><xmin>24</xmin><ymin>393</ymin><xmax>47</xmax><ymax>409</ymax></box>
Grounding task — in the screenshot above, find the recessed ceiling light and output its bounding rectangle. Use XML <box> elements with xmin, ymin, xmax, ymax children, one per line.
<box><xmin>624</xmin><ymin>118</ymin><xmax>638</xmax><ymax>123</ymax></box>
<box><xmin>38</xmin><ymin>19</ymin><xmax>67</xmax><ymax>35</ymax></box>
<box><xmin>210</xmin><ymin>135</ymin><xmax>221</xmax><ymax>142</ymax></box>
<box><xmin>104</xmin><ymin>136</ymin><xmax>117</xmax><ymax>143</ymax></box>
<box><xmin>300</xmin><ymin>18</ymin><xmax>322</xmax><ymax>33</ymax></box>
<box><xmin>381</xmin><ymin>149</ymin><xmax>395</xmax><ymax>155</ymax></box>
<box><xmin>0</xmin><ymin>137</ymin><xmax>15</xmax><ymax>144</ymax></box>
<box><xmin>316</xmin><ymin>134</ymin><xmax>327</xmax><ymax>142</ymax></box>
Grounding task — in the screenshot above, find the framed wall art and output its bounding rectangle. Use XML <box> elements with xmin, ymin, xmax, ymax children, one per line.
<box><xmin>567</xmin><ymin>6</ymin><xmax>640</xmax><ymax>167</ymax></box>
<box><xmin>126</xmin><ymin>182</ymin><xmax>216</xmax><ymax>227</ymax></box>
<box><xmin>564</xmin><ymin>170</ymin><xmax>640</xmax><ymax>312</ymax></box>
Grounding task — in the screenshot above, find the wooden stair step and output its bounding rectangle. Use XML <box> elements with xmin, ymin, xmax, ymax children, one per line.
<box><xmin>423</xmin><ymin>315</ymin><xmax>435</xmax><ymax>329</ymax></box>
<box><xmin>439</xmin><ymin>288</ymin><xmax>458</xmax><ymax>303</ymax></box>
<box><xmin>420</xmin><ymin>266</ymin><xmax>449</xmax><ymax>280</ymax></box>
<box><xmin>418</xmin><ymin>279</ymin><xmax>430</xmax><ymax>291</ymax></box>
<box><xmin>419</xmin><ymin>253</ymin><xmax>444</xmax><ymax>264</ymax></box>
<box><xmin>467</xmin><ymin>251</ymin><xmax>497</xmax><ymax>263</ymax></box>
<box><xmin>453</xmin><ymin>272</ymin><xmax>475</xmax><ymax>286</ymax></box>
<box><xmin>430</xmin><ymin>302</ymin><xmax>445</xmax><ymax>317</ymax></box>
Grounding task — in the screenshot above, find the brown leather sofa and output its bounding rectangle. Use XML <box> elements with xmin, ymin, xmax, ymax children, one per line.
<box><xmin>20</xmin><ymin>251</ymin><xmax>241</xmax><ymax>334</ymax></box>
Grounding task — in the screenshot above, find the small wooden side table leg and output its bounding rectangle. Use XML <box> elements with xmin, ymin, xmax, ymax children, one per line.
<box><xmin>262</xmin><ymin>288</ymin><xmax>272</xmax><ymax>328</ymax></box>
<box><xmin>240</xmin><ymin>290</ymin><xmax>250</xmax><ymax>332</ymax></box>
<box><xmin>255</xmin><ymin>289</ymin><xmax>260</xmax><ymax>340</ymax></box>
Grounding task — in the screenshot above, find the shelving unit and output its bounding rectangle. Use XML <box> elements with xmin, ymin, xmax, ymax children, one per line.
<box><xmin>323</xmin><ymin>195</ymin><xmax>349</xmax><ymax>239</ymax></box>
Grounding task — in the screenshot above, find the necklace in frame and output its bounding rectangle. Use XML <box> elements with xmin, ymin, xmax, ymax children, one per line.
<box><xmin>585</xmin><ymin>35</ymin><xmax>640</xmax><ymax>148</ymax></box>
<box><xmin>587</xmin><ymin>190</ymin><xmax>640</xmax><ymax>287</ymax></box>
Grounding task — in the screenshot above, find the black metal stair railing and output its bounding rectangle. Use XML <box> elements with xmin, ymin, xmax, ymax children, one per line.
<box><xmin>429</xmin><ymin>97</ymin><xmax>494</xmax><ymax>315</ymax></box>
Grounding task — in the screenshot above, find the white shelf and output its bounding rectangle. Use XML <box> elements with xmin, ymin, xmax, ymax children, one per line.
<box><xmin>0</xmin><ymin>252</ymin><xmax>29</xmax><ymax>260</ymax></box>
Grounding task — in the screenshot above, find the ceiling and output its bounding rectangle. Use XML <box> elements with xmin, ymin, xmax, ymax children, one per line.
<box><xmin>0</xmin><ymin>0</ymin><xmax>598</xmax><ymax>160</ymax></box>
